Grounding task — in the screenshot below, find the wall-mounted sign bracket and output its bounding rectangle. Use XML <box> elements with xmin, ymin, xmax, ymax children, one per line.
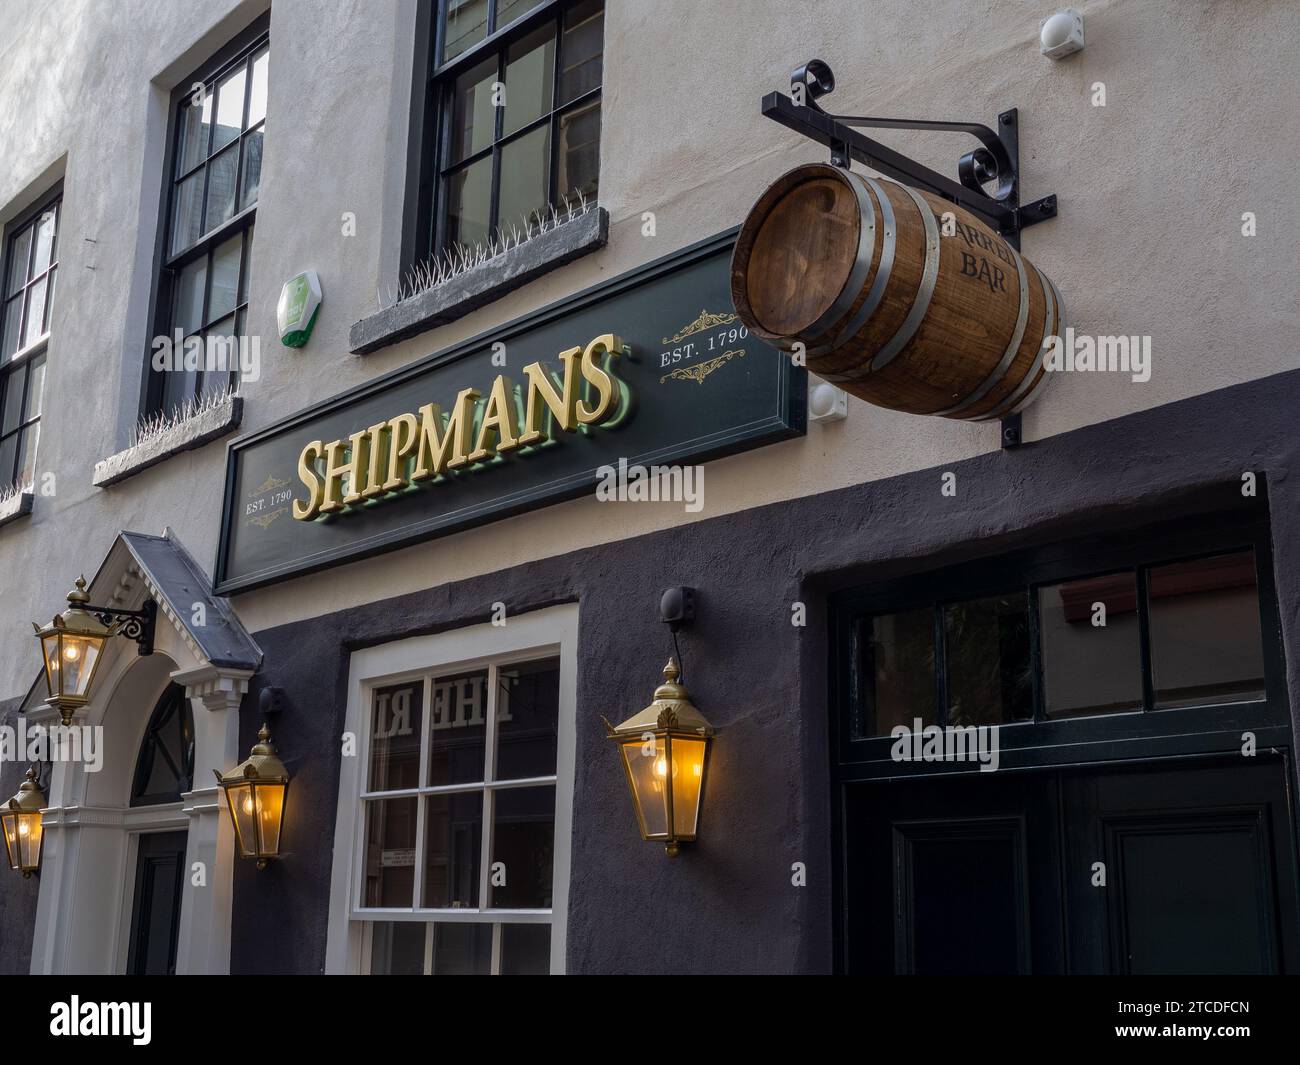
<box><xmin>764</xmin><ymin>59</ymin><xmax>1056</xmax><ymax>448</ymax></box>
<box><xmin>86</xmin><ymin>599</ymin><xmax>157</xmax><ymax>656</ymax></box>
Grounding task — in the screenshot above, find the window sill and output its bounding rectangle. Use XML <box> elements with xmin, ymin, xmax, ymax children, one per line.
<box><xmin>93</xmin><ymin>394</ymin><xmax>243</xmax><ymax>488</ymax></box>
<box><xmin>349</xmin><ymin>207</ymin><xmax>609</xmax><ymax>356</ymax></box>
<box><xmin>0</xmin><ymin>489</ymin><xmax>34</xmax><ymax>530</ymax></box>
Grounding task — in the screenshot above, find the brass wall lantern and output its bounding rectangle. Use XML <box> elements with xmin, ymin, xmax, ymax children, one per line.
<box><xmin>604</xmin><ymin>658</ymin><xmax>714</xmax><ymax>857</ymax></box>
<box><xmin>214</xmin><ymin>724</ymin><xmax>290</xmax><ymax>869</ymax></box>
<box><xmin>2</xmin><ymin>768</ymin><xmax>46</xmax><ymax>877</ymax></box>
<box><xmin>32</xmin><ymin>577</ymin><xmax>156</xmax><ymax>725</ymax></box>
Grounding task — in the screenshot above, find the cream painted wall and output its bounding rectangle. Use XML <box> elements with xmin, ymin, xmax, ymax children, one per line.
<box><xmin>1</xmin><ymin>0</ymin><xmax>1297</xmax><ymax>697</ymax></box>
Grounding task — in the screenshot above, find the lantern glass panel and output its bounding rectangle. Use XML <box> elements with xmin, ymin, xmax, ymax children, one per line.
<box><xmin>619</xmin><ymin>734</ymin><xmax>668</xmax><ymax>839</ymax></box>
<box><xmin>2</xmin><ymin>811</ymin><xmax>19</xmax><ymax>870</ymax></box>
<box><xmin>43</xmin><ymin>632</ymin><xmax>104</xmax><ymax>700</ymax></box>
<box><xmin>253</xmin><ymin>781</ymin><xmax>285</xmax><ymax>855</ymax></box>
<box><xmin>18</xmin><ymin>812</ymin><xmax>41</xmax><ymax>869</ymax></box>
<box><xmin>668</xmin><ymin>735</ymin><xmax>707</xmax><ymax>839</ymax></box>
<box><xmin>225</xmin><ymin>781</ymin><xmax>256</xmax><ymax>856</ymax></box>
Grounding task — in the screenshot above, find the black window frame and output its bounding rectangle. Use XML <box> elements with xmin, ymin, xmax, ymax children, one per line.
<box><xmin>0</xmin><ymin>184</ymin><xmax>61</xmax><ymax>493</ymax></box>
<box><xmin>406</xmin><ymin>0</ymin><xmax>603</xmax><ymax>269</ymax></box>
<box><xmin>141</xmin><ymin>15</ymin><xmax>269</xmax><ymax>419</ymax></box>
<box><xmin>829</xmin><ymin>496</ymin><xmax>1292</xmax><ymax>781</ymax></box>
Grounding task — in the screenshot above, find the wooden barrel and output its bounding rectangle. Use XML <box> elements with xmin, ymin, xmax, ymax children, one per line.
<box><xmin>730</xmin><ymin>163</ymin><xmax>1063</xmax><ymax>420</ymax></box>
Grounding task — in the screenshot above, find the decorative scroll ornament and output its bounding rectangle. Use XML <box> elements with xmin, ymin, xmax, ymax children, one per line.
<box><xmin>660</xmin><ymin>349</ymin><xmax>746</xmax><ymax>385</ymax></box>
<box><xmin>661</xmin><ymin>309</ymin><xmax>739</xmax><ymax>345</ymax></box>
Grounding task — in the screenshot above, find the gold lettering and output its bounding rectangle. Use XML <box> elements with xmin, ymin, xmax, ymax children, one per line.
<box><xmin>292</xmin><ymin>440</ymin><xmax>324</xmax><ymax>520</ymax></box>
<box><xmin>577</xmin><ymin>333</ymin><xmax>624</xmax><ymax>425</ymax></box>
<box><xmin>361</xmin><ymin>421</ymin><xmax>390</xmax><ymax>499</ymax></box>
<box><xmin>382</xmin><ymin>413</ymin><xmax>419</xmax><ymax>491</ymax></box>
<box><xmin>468</xmin><ymin>375</ymin><xmax>520</xmax><ymax>463</ymax></box>
<box><xmin>319</xmin><ymin>438</ymin><xmax>352</xmax><ymax>514</ymax></box>
<box><xmin>341</xmin><ymin>429</ymin><xmax>369</xmax><ymax>505</ymax></box>
<box><xmin>518</xmin><ymin>347</ymin><xmax>581</xmax><ymax>444</ymax></box>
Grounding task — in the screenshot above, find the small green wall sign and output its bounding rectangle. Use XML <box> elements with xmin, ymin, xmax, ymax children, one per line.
<box><xmin>277</xmin><ymin>270</ymin><xmax>322</xmax><ymax>347</ymax></box>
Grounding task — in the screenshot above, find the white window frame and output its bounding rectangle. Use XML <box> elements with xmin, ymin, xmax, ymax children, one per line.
<box><xmin>325</xmin><ymin>603</ymin><xmax>579</xmax><ymax>974</ymax></box>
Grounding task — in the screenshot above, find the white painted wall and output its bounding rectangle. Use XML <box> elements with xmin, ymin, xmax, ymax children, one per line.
<box><xmin>1</xmin><ymin>0</ymin><xmax>1298</xmax><ymax>698</ymax></box>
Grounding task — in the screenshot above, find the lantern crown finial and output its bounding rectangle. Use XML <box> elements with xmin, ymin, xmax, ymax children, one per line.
<box><xmin>67</xmin><ymin>576</ymin><xmax>90</xmax><ymax>605</ymax></box>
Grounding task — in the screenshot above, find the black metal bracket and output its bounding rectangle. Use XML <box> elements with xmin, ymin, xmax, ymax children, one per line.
<box><xmin>772</xmin><ymin>60</ymin><xmax>1054</xmax><ymax>448</ymax></box>
<box><xmin>775</xmin><ymin>59</ymin><xmax>1058</xmax><ymax>250</ymax></box>
<box><xmin>86</xmin><ymin>599</ymin><xmax>157</xmax><ymax>656</ymax></box>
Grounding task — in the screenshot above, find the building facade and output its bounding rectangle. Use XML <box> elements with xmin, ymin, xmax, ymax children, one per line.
<box><xmin>1</xmin><ymin>0</ymin><xmax>1299</xmax><ymax>975</ymax></box>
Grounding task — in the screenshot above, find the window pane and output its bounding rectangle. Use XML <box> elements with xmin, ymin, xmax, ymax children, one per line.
<box><xmin>247</xmin><ymin>48</ymin><xmax>269</xmax><ymax>127</ymax></box>
<box><xmin>208</xmin><ymin>232</ymin><xmax>243</xmax><ymax>323</ymax></box>
<box><xmin>369</xmin><ymin>921</ymin><xmax>425</xmax><ymax>975</ymax></box>
<box><xmin>173</xmin><ymin>256</ymin><xmax>207</xmax><ymax>337</ymax></box>
<box><xmin>200</xmin><ymin>315</ymin><xmax>236</xmax><ymax>400</ymax></box>
<box><xmin>31</xmin><ymin>207</ymin><xmax>57</xmax><ymax>274</ymax></box>
<box><xmin>204</xmin><ymin>145</ymin><xmax>240</xmax><ymax>233</ymax></box>
<box><xmin>856</xmin><ymin>608</ymin><xmax>935</xmax><ymax>738</ymax></box>
<box><xmin>445</xmin><ymin>157</ymin><xmax>492</xmax><ymax>250</ymax></box>
<box><xmin>6</xmin><ymin>226</ymin><xmax>32</xmax><ymax>295</ymax></box>
<box><xmin>429</xmin><ymin>669</ymin><xmax>489</xmax><ymax>785</ymax></box>
<box><xmin>0</xmin><ymin>435</ymin><xmax>15</xmax><ymax>487</ymax></box>
<box><xmin>500</xmin><ymin>922</ymin><xmax>549</xmax><ymax>974</ymax></box>
<box><xmin>432</xmin><ymin>922</ymin><xmax>491</xmax><ymax>974</ymax></box>
<box><xmin>213</xmin><ymin>65</ymin><xmax>247</xmax><ymax>152</ymax></box>
<box><xmin>22</xmin><ymin>276</ymin><xmax>47</xmax><ymax>348</ymax></box>
<box><xmin>1</xmin><ymin>369</ymin><xmax>23</xmax><ymax>434</ymax></box>
<box><xmin>1149</xmin><ymin>551</ymin><xmax>1266</xmax><ymax>708</ymax></box>
<box><xmin>495</xmin><ymin>0</ymin><xmax>538</xmax><ymax>32</ymax></box>
<box><xmin>943</xmin><ymin>592</ymin><xmax>1032</xmax><ymax>726</ymax></box>
<box><xmin>171</xmin><ymin>170</ymin><xmax>205</xmax><ymax>254</ymax></box>
<box><xmin>22</xmin><ymin>355</ymin><xmax>45</xmax><ymax>421</ymax></box>
<box><xmin>362</xmin><ymin>797</ymin><xmax>418</xmax><ymax>907</ymax></box>
<box><xmin>1039</xmin><ymin>572</ymin><xmax>1143</xmax><ymax>717</ymax></box>
<box><xmin>489</xmin><ymin>785</ymin><xmax>554</xmax><ymax>908</ymax></box>
<box><xmin>240</xmin><ymin>125</ymin><xmax>263</xmax><ymax>211</ymax></box>
<box><xmin>495</xmin><ymin>657</ymin><xmax>559</xmax><ymax>779</ymax></box>
<box><xmin>1</xmin><ymin>296</ymin><xmax>22</xmax><ymax>358</ymax></box>
<box><xmin>239</xmin><ymin>226</ymin><xmax>253</xmax><ymax>303</ymax></box>
<box><xmin>449</xmin><ymin>57</ymin><xmax>497</xmax><ymax>164</ymax></box>
<box><xmin>41</xmin><ymin>267</ymin><xmax>55</xmax><ymax>333</ymax></box>
<box><xmin>15</xmin><ymin>422</ymin><xmax>38</xmax><ymax>489</ymax></box>
<box><xmin>176</xmin><ymin>93</ymin><xmax>213</xmax><ymax>175</ymax></box>
<box><xmin>443</xmin><ymin>0</ymin><xmax>489</xmax><ymax>63</ymax></box>
<box><xmin>422</xmin><ymin>792</ymin><xmax>483</xmax><ymax>907</ymax></box>
<box><xmin>369</xmin><ymin>681</ymin><xmax>423</xmax><ymax>792</ymax></box>
<box><xmin>160</xmin><ymin>355</ymin><xmax>197</xmax><ymax>414</ymax></box>
<box><xmin>497</xmin><ymin>123</ymin><xmax>549</xmax><ymax>234</ymax></box>
<box><xmin>556</xmin><ymin>99</ymin><xmax>599</xmax><ymax>205</ymax></box>
<box><xmin>559</xmin><ymin>0</ymin><xmax>603</xmax><ymax>104</ymax></box>
<box><xmin>502</xmin><ymin>24</ymin><xmax>554</xmax><ymax>137</ymax></box>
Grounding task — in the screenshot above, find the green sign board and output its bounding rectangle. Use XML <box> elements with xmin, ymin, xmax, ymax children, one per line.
<box><xmin>214</xmin><ymin>229</ymin><xmax>806</xmax><ymax>594</ymax></box>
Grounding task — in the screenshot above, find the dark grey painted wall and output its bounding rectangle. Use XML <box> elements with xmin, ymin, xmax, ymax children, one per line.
<box><xmin>229</xmin><ymin>367</ymin><xmax>1300</xmax><ymax>975</ymax></box>
<box><xmin>0</xmin><ymin>696</ymin><xmax>39</xmax><ymax>974</ymax></box>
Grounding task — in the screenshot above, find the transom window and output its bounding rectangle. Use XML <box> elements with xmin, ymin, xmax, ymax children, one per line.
<box><xmin>147</xmin><ymin>23</ymin><xmax>267</xmax><ymax>417</ymax></box>
<box><xmin>0</xmin><ymin>189</ymin><xmax>59</xmax><ymax>493</ymax></box>
<box><xmin>423</xmin><ymin>0</ymin><xmax>603</xmax><ymax>258</ymax></box>
<box><xmin>131</xmin><ymin>684</ymin><xmax>196</xmax><ymax>806</ymax></box>
<box><xmin>832</xmin><ymin>506</ymin><xmax>1289</xmax><ymax>774</ymax></box>
<box><xmin>356</xmin><ymin>649</ymin><xmax>566</xmax><ymax>974</ymax></box>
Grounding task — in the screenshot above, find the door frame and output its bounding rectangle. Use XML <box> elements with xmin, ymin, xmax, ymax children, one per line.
<box><xmin>123</xmin><ymin>827</ymin><xmax>190</xmax><ymax>975</ymax></box>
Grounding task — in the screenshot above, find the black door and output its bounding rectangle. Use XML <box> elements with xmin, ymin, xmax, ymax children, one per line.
<box><xmin>845</xmin><ymin>756</ymin><xmax>1300</xmax><ymax>974</ymax></box>
<box><xmin>125</xmin><ymin>830</ymin><xmax>187</xmax><ymax>975</ymax></box>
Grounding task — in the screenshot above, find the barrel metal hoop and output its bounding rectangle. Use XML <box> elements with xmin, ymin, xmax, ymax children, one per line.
<box><xmin>808</xmin><ymin>174</ymin><xmax>898</xmax><ymax>358</ymax></box>
<box><xmin>977</xmin><ymin>264</ymin><xmax>1058</xmax><ymax>420</ymax></box>
<box><xmin>1005</xmin><ymin>277</ymin><xmax>1066</xmax><ymax>415</ymax></box>
<box><xmin>801</xmin><ymin>170</ymin><xmax>878</xmax><ymax>343</ymax></box>
<box><xmin>864</xmin><ymin>181</ymin><xmax>940</xmax><ymax>373</ymax></box>
<box><xmin>933</xmin><ymin>243</ymin><xmax>1030</xmax><ymax>416</ymax></box>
